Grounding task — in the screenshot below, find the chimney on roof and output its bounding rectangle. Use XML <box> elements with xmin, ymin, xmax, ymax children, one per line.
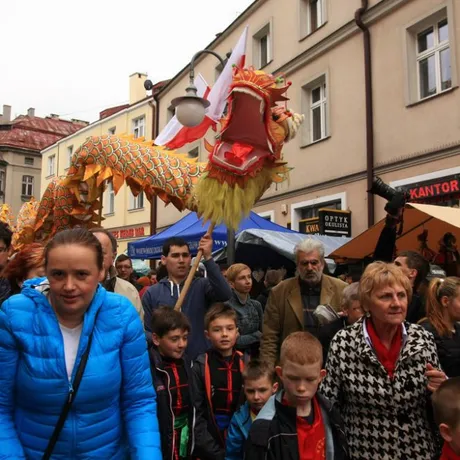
<box><xmin>49</xmin><ymin>113</ymin><xmax>60</xmax><ymax>119</ymax></box>
<box><xmin>1</xmin><ymin>105</ymin><xmax>11</xmax><ymax>123</ymax></box>
<box><xmin>129</xmin><ymin>72</ymin><xmax>148</xmax><ymax>105</ymax></box>
<box><xmin>71</xmin><ymin>118</ymin><xmax>89</xmax><ymax>126</ymax></box>
<box><xmin>27</xmin><ymin>107</ymin><xmax>35</xmax><ymax>117</ymax></box>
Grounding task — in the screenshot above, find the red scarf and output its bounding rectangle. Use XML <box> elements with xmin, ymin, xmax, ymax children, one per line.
<box><xmin>440</xmin><ymin>443</ymin><xmax>460</xmax><ymax>460</ymax></box>
<box><xmin>366</xmin><ymin>318</ymin><xmax>402</xmax><ymax>378</ymax></box>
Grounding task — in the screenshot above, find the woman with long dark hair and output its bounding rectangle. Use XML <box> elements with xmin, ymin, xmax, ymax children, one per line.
<box><xmin>0</xmin><ymin>228</ymin><xmax>161</xmax><ymax>458</ymax></box>
<box><xmin>421</xmin><ymin>277</ymin><xmax>460</xmax><ymax>377</ymax></box>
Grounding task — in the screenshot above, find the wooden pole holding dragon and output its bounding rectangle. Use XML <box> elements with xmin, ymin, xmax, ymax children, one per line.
<box><xmin>174</xmin><ymin>223</ymin><xmax>215</xmax><ymax>311</ymax></box>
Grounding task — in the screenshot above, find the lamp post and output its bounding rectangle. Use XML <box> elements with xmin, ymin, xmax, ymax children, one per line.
<box><xmin>172</xmin><ymin>49</ymin><xmax>236</xmax><ymax>264</ymax></box>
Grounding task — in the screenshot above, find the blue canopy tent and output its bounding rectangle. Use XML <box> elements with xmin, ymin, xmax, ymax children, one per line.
<box><xmin>128</xmin><ymin>211</ymin><xmax>296</xmax><ymax>259</ymax></box>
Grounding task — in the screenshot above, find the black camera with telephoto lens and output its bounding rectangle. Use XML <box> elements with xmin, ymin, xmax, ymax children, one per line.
<box><xmin>369</xmin><ymin>176</ymin><xmax>409</xmax><ymax>216</ymax></box>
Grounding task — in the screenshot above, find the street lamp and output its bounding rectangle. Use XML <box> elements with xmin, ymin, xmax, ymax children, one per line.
<box><xmin>171</xmin><ymin>50</ymin><xmax>226</xmax><ymax>127</ymax></box>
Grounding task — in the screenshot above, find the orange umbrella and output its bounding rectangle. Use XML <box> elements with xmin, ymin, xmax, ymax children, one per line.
<box><xmin>329</xmin><ymin>203</ymin><xmax>460</xmax><ymax>262</ymax></box>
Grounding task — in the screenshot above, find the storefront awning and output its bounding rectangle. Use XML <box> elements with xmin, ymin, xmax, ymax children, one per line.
<box><xmin>329</xmin><ymin>203</ymin><xmax>460</xmax><ymax>261</ymax></box>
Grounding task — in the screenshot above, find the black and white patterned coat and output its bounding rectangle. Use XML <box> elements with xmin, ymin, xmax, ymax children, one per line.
<box><xmin>321</xmin><ymin>318</ymin><xmax>440</xmax><ymax>460</ymax></box>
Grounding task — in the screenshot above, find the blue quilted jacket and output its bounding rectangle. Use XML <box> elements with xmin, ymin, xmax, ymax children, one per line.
<box><xmin>225</xmin><ymin>402</ymin><xmax>252</xmax><ymax>460</ymax></box>
<box><xmin>0</xmin><ymin>278</ymin><xmax>161</xmax><ymax>459</ymax></box>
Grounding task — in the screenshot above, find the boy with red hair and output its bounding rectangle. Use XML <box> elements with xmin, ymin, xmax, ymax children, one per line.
<box><xmin>245</xmin><ymin>331</ymin><xmax>348</xmax><ymax>459</ymax></box>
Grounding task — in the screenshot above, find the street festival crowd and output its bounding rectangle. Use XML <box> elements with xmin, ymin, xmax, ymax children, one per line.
<box><xmin>0</xmin><ymin>205</ymin><xmax>460</xmax><ymax>459</ymax></box>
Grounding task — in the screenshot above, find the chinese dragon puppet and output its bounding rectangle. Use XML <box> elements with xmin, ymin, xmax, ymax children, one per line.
<box><xmin>4</xmin><ymin>66</ymin><xmax>304</xmax><ymax>250</ymax></box>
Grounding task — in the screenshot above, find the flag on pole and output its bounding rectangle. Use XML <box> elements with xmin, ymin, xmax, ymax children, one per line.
<box><xmin>155</xmin><ymin>26</ymin><xmax>248</xmax><ymax>150</ymax></box>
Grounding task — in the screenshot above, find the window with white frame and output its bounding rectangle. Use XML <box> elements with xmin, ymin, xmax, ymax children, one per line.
<box><xmin>108</xmin><ymin>126</ymin><xmax>116</xmax><ymax>135</ymax></box>
<box><xmin>298</xmin><ymin>199</ymin><xmax>341</xmax><ymax>233</ymax></box>
<box><xmin>24</xmin><ymin>157</ymin><xmax>34</xmax><ymax>165</ymax></box>
<box><xmin>253</xmin><ymin>23</ymin><xmax>272</xmax><ymax>69</ymax></box>
<box><xmin>67</xmin><ymin>145</ymin><xmax>73</xmax><ymax>167</ymax></box>
<box><xmin>132</xmin><ymin>116</ymin><xmax>145</xmax><ymax>138</ymax></box>
<box><xmin>300</xmin><ymin>0</ymin><xmax>326</xmax><ymax>37</ymax></box>
<box><xmin>310</xmin><ymin>82</ymin><xmax>327</xmax><ymax>142</ymax></box>
<box><xmin>405</xmin><ymin>7</ymin><xmax>455</xmax><ymax>105</ymax></box>
<box><xmin>129</xmin><ymin>190</ymin><xmax>144</xmax><ymax>210</ymax></box>
<box><xmin>416</xmin><ymin>18</ymin><xmax>451</xmax><ymax>99</ymax></box>
<box><xmin>301</xmin><ymin>75</ymin><xmax>328</xmax><ymax>144</ymax></box>
<box><xmin>105</xmin><ymin>181</ymin><xmax>115</xmax><ymax>214</ymax></box>
<box><xmin>22</xmin><ymin>175</ymin><xmax>33</xmax><ymax>196</ymax></box>
<box><xmin>292</xmin><ymin>195</ymin><xmax>344</xmax><ymax>233</ymax></box>
<box><xmin>47</xmin><ymin>154</ymin><xmax>56</xmax><ymax>176</ymax></box>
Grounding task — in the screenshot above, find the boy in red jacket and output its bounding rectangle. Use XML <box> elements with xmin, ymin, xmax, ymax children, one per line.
<box><xmin>433</xmin><ymin>377</ymin><xmax>460</xmax><ymax>460</ymax></box>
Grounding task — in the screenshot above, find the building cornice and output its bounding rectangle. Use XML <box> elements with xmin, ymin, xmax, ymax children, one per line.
<box><xmin>0</xmin><ymin>145</ymin><xmax>43</xmax><ymax>156</ymax></box>
<box><xmin>41</xmin><ymin>96</ymin><xmax>154</xmax><ymax>155</ymax></box>
<box><xmin>274</xmin><ymin>0</ymin><xmax>409</xmax><ymax>77</ymax></box>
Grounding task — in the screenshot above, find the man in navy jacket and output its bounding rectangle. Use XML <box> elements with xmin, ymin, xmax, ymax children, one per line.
<box><xmin>142</xmin><ymin>235</ymin><xmax>232</xmax><ymax>359</ymax></box>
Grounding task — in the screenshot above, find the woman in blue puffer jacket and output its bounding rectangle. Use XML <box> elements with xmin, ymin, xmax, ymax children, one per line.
<box><xmin>0</xmin><ymin>228</ymin><xmax>161</xmax><ymax>459</ymax></box>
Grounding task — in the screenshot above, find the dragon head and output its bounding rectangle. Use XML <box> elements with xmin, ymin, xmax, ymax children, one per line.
<box><xmin>194</xmin><ymin>66</ymin><xmax>304</xmax><ymax>228</ymax></box>
<box><xmin>206</xmin><ymin>67</ymin><xmax>303</xmax><ymax>177</ymax></box>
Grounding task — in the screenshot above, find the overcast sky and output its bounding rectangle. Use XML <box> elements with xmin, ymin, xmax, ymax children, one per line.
<box><xmin>1</xmin><ymin>0</ymin><xmax>254</xmax><ymax>123</ymax></box>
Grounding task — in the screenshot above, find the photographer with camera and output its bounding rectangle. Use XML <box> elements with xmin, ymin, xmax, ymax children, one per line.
<box><xmin>370</xmin><ymin>177</ymin><xmax>430</xmax><ymax>323</ymax></box>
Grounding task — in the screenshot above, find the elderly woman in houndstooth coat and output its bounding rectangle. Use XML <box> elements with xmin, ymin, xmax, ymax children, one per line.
<box><xmin>321</xmin><ymin>262</ymin><xmax>446</xmax><ymax>460</ymax></box>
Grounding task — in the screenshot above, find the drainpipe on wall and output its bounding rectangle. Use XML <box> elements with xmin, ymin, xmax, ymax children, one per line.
<box><xmin>355</xmin><ymin>0</ymin><xmax>375</xmax><ymax>227</ymax></box>
<box><xmin>150</xmin><ymin>93</ymin><xmax>158</xmax><ymax>241</ymax></box>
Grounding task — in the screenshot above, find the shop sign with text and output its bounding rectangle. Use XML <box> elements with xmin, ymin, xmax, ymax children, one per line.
<box><xmin>111</xmin><ymin>226</ymin><xmax>145</xmax><ymax>239</ymax></box>
<box><xmin>300</xmin><ymin>218</ymin><xmax>320</xmax><ymax>234</ymax></box>
<box><xmin>318</xmin><ymin>209</ymin><xmax>352</xmax><ymax>237</ymax></box>
<box><xmin>399</xmin><ymin>174</ymin><xmax>460</xmax><ymax>201</ymax></box>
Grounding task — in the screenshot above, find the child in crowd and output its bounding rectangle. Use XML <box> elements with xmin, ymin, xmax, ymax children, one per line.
<box><xmin>225</xmin><ymin>263</ymin><xmax>263</xmax><ymax>358</ymax></box>
<box><xmin>192</xmin><ymin>303</ymin><xmax>244</xmax><ymax>458</ymax></box>
<box><xmin>148</xmin><ymin>307</ymin><xmax>194</xmax><ymax>460</ymax></box>
<box><xmin>245</xmin><ymin>331</ymin><xmax>348</xmax><ymax>460</ymax></box>
<box><xmin>432</xmin><ymin>377</ymin><xmax>460</xmax><ymax>459</ymax></box>
<box><xmin>225</xmin><ymin>359</ymin><xmax>278</xmax><ymax>460</ymax></box>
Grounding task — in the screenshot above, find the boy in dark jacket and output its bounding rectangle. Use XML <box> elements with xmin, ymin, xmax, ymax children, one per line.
<box><xmin>192</xmin><ymin>303</ymin><xmax>244</xmax><ymax>459</ymax></box>
<box><xmin>245</xmin><ymin>331</ymin><xmax>348</xmax><ymax>460</ymax></box>
<box><xmin>149</xmin><ymin>307</ymin><xmax>195</xmax><ymax>460</ymax></box>
<box><xmin>225</xmin><ymin>359</ymin><xmax>278</xmax><ymax>460</ymax></box>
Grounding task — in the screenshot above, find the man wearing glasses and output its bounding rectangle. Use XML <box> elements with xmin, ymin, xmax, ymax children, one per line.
<box><xmin>0</xmin><ymin>222</ymin><xmax>13</xmax><ymax>305</ymax></box>
<box><xmin>260</xmin><ymin>238</ymin><xmax>347</xmax><ymax>368</ymax></box>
